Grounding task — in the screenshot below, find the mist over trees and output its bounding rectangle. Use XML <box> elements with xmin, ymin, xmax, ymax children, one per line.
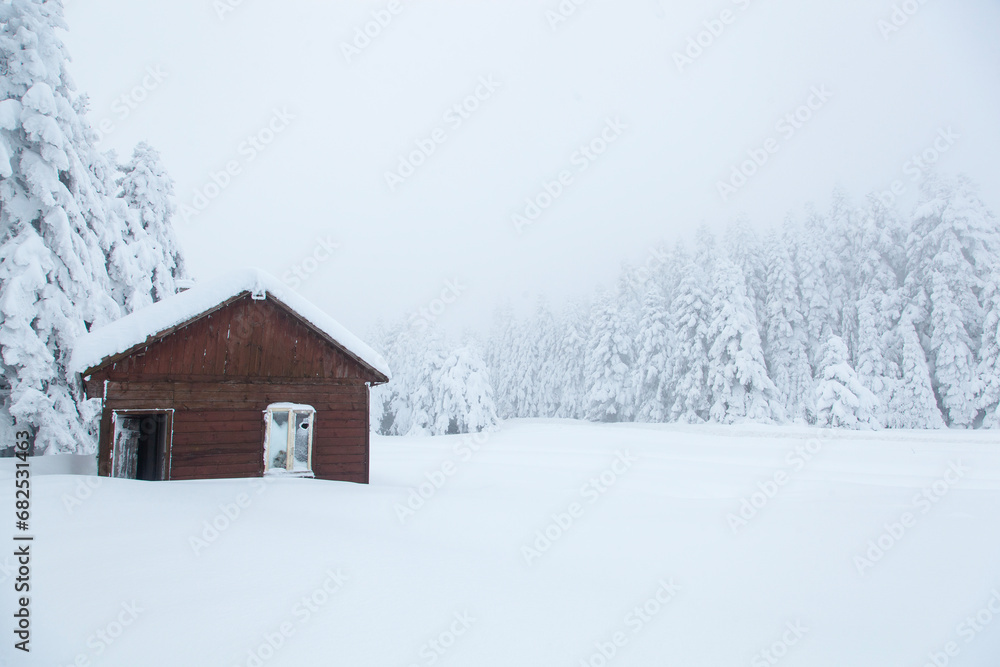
<box><xmin>373</xmin><ymin>175</ymin><xmax>1000</xmax><ymax>434</ymax></box>
<box><xmin>0</xmin><ymin>0</ymin><xmax>185</xmax><ymax>453</ymax></box>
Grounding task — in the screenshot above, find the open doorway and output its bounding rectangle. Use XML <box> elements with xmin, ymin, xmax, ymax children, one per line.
<box><xmin>111</xmin><ymin>411</ymin><xmax>172</xmax><ymax>480</ymax></box>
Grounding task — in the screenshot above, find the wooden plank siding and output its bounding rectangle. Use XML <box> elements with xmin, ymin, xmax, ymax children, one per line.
<box><xmin>85</xmin><ymin>293</ymin><xmax>380</xmax><ymax>484</ymax></box>
<box><xmin>88</xmin><ymin>296</ymin><xmax>374</xmax><ymax>382</ymax></box>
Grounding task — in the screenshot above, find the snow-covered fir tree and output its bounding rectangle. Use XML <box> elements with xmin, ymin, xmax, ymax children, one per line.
<box><xmin>725</xmin><ymin>218</ymin><xmax>767</xmax><ymax>326</ymax></box>
<box><xmin>485</xmin><ymin>303</ymin><xmax>521</xmax><ymax>420</ymax></box>
<box><xmin>0</xmin><ymin>0</ymin><xmax>123</xmax><ymax>452</ymax></box>
<box><xmin>928</xmin><ymin>271</ymin><xmax>978</xmax><ymax>427</ymax></box>
<box><xmin>530</xmin><ymin>299</ymin><xmax>562</xmax><ymax>419</ymax></box>
<box><xmin>584</xmin><ymin>290</ymin><xmax>635</xmax><ymax>422</ymax></box>
<box><xmin>852</xmin><ymin>199</ymin><xmax>908</xmax><ymax>423</ymax></box>
<box><xmin>886</xmin><ymin>317</ymin><xmax>945</xmax><ymax>429</ymax></box>
<box><xmin>762</xmin><ymin>233</ymin><xmax>812</xmax><ymax>421</ymax></box>
<box><xmin>979</xmin><ymin>275</ymin><xmax>1000</xmax><ymax>428</ymax></box>
<box><xmin>399</xmin><ymin>328</ymin><xmax>447</xmax><ymax>436</ymax></box>
<box><xmin>853</xmin><ymin>294</ymin><xmax>892</xmax><ymax>427</ymax></box>
<box><xmin>668</xmin><ymin>262</ymin><xmax>713</xmax><ymax>423</ymax></box>
<box><xmin>554</xmin><ymin>299</ymin><xmax>590</xmax><ymax>420</ymax></box>
<box><xmin>815</xmin><ymin>336</ymin><xmax>880</xmax><ymax>429</ymax></box>
<box><xmin>706</xmin><ymin>258</ymin><xmax>779</xmax><ymax>424</ymax></box>
<box><xmin>435</xmin><ymin>342</ymin><xmax>498</xmax><ymax>434</ymax></box>
<box><xmin>825</xmin><ymin>189</ymin><xmax>858</xmax><ymax>353</ymax></box>
<box><xmin>116</xmin><ymin>142</ymin><xmax>186</xmax><ymax>304</ymax></box>
<box><xmin>907</xmin><ymin>176</ymin><xmax>998</xmax><ymax>426</ymax></box>
<box><xmin>793</xmin><ymin>209</ymin><xmax>839</xmax><ymax>367</ymax></box>
<box><xmin>372</xmin><ymin>321</ymin><xmax>498</xmax><ymax>436</ymax></box>
<box><xmin>0</xmin><ymin>1</ymin><xmax>188</xmax><ymax>453</ymax></box>
<box><xmin>634</xmin><ymin>284</ymin><xmax>673</xmax><ymax>422</ymax></box>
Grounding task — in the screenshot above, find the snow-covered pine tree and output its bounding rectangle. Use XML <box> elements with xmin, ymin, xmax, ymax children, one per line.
<box><xmin>979</xmin><ymin>275</ymin><xmax>1000</xmax><ymax>428</ymax></box>
<box><xmin>584</xmin><ymin>290</ymin><xmax>634</xmax><ymax>422</ymax></box>
<box><xmin>928</xmin><ymin>271</ymin><xmax>978</xmax><ymax>427</ymax></box>
<box><xmin>761</xmin><ymin>233</ymin><xmax>812</xmax><ymax>422</ymax></box>
<box><xmin>793</xmin><ymin>209</ymin><xmax>839</xmax><ymax>368</ymax></box>
<box><xmin>815</xmin><ymin>336</ymin><xmax>880</xmax><ymax>429</ymax></box>
<box><xmin>855</xmin><ymin>197</ymin><xmax>909</xmax><ymax>311</ymax></box>
<box><xmin>852</xmin><ymin>198</ymin><xmax>909</xmax><ymax>424</ymax></box>
<box><xmin>634</xmin><ymin>283</ymin><xmax>673</xmax><ymax>422</ymax></box>
<box><xmin>853</xmin><ymin>294</ymin><xmax>892</xmax><ymax>427</ymax></box>
<box><xmin>434</xmin><ymin>342</ymin><xmax>498</xmax><ymax>434</ymax></box>
<box><xmin>644</xmin><ymin>240</ymin><xmax>683</xmax><ymax>308</ymax></box>
<box><xmin>887</xmin><ymin>317</ymin><xmax>945</xmax><ymax>429</ymax></box>
<box><xmin>826</xmin><ymin>189</ymin><xmax>858</xmax><ymax>353</ymax></box>
<box><xmin>907</xmin><ymin>176</ymin><xmax>998</xmax><ymax>426</ymax></box>
<box><xmin>725</xmin><ymin>217</ymin><xmax>767</xmax><ymax>327</ymax></box>
<box><xmin>531</xmin><ymin>299</ymin><xmax>561</xmax><ymax>418</ymax></box>
<box><xmin>694</xmin><ymin>223</ymin><xmax>718</xmax><ymax>276</ymax></box>
<box><xmin>401</xmin><ymin>327</ymin><xmax>447</xmax><ymax>435</ymax></box>
<box><xmin>706</xmin><ymin>257</ymin><xmax>779</xmax><ymax>424</ymax></box>
<box><xmin>117</xmin><ymin>142</ymin><xmax>186</xmax><ymax>304</ymax></box>
<box><xmin>365</xmin><ymin>321</ymin><xmax>393</xmax><ymax>434</ymax></box>
<box><xmin>669</xmin><ymin>262</ymin><xmax>713</xmax><ymax>423</ymax></box>
<box><xmin>507</xmin><ymin>319</ymin><xmax>538</xmax><ymax>418</ymax></box>
<box><xmin>368</xmin><ymin>320</ymin><xmax>411</xmax><ymax>435</ymax></box>
<box><xmin>485</xmin><ymin>303</ymin><xmax>518</xmax><ymax>419</ymax></box>
<box><xmin>0</xmin><ymin>0</ymin><xmax>127</xmax><ymax>453</ymax></box>
<box><xmin>554</xmin><ymin>299</ymin><xmax>590</xmax><ymax>420</ymax></box>
<box><xmin>90</xmin><ymin>148</ymin><xmax>148</xmax><ymax>312</ymax></box>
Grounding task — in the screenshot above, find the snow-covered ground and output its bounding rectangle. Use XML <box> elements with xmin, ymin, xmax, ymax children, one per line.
<box><xmin>4</xmin><ymin>420</ymin><xmax>1000</xmax><ymax>666</ymax></box>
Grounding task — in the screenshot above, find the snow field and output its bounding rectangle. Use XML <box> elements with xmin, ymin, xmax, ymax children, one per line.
<box><xmin>2</xmin><ymin>420</ymin><xmax>1000</xmax><ymax>666</ymax></box>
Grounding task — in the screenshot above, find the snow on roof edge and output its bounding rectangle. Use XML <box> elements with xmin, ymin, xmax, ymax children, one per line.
<box><xmin>69</xmin><ymin>268</ymin><xmax>391</xmax><ymax>380</ymax></box>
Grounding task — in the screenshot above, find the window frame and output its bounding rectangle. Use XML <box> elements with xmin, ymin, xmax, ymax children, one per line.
<box><xmin>263</xmin><ymin>403</ymin><xmax>316</xmax><ymax>477</ymax></box>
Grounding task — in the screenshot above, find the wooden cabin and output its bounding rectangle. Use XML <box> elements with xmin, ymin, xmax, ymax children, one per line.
<box><xmin>70</xmin><ymin>269</ymin><xmax>390</xmax><ymax>483</ymax></box>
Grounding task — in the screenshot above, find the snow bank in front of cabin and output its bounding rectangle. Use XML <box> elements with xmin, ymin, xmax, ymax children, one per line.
<box><xmin>3</xmin><ymin>421</ymin><xmax>1000</xmax><ymax>666</ymax></box>
<box><xmin>68</xmin><ymin>268</ymin><xmax>390</xmax><ymax>378</ymax></box>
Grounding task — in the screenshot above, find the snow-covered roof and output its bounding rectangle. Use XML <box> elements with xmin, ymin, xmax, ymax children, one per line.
<box><xmin>70</xmin><ymin>269</ymin><xmax>390</xmax><ymax>379</ymax></box>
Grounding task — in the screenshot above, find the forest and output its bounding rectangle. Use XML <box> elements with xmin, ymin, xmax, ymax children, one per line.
<box><xmin>371</xmin><ymin>177</ymin><xmax>1000</xmax><ymax>435</ymax></box>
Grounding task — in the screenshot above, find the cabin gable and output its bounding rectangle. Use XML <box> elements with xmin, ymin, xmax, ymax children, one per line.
<box><xmin>83</xmin><ymin>293</ymin><xmax>382</xmax><ymax>386</ymax></box>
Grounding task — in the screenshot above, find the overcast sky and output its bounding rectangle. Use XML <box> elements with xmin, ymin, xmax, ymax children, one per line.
<box><xmin>63</xmin><ymin>0</ymin><xmax>1000</xmax><ymax>338</ymax></box>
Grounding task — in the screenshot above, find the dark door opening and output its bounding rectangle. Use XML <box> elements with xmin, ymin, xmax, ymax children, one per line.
<box><xmin>112</xmin><ymin>412</ymin><xmax>170</xmax><ymax>480</ymax></box>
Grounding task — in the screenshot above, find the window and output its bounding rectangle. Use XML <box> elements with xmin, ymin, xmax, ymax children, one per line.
<box><xmin>264</xmin><ymin>403</ymin><xmax>315</xmax><ymax>475</ymax></box>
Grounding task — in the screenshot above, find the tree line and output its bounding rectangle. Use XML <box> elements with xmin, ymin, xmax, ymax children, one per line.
<box><xmin>373</xmin><ymin>176</ymin><xmax>1000</xmax><ymax>434</ymax></box>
